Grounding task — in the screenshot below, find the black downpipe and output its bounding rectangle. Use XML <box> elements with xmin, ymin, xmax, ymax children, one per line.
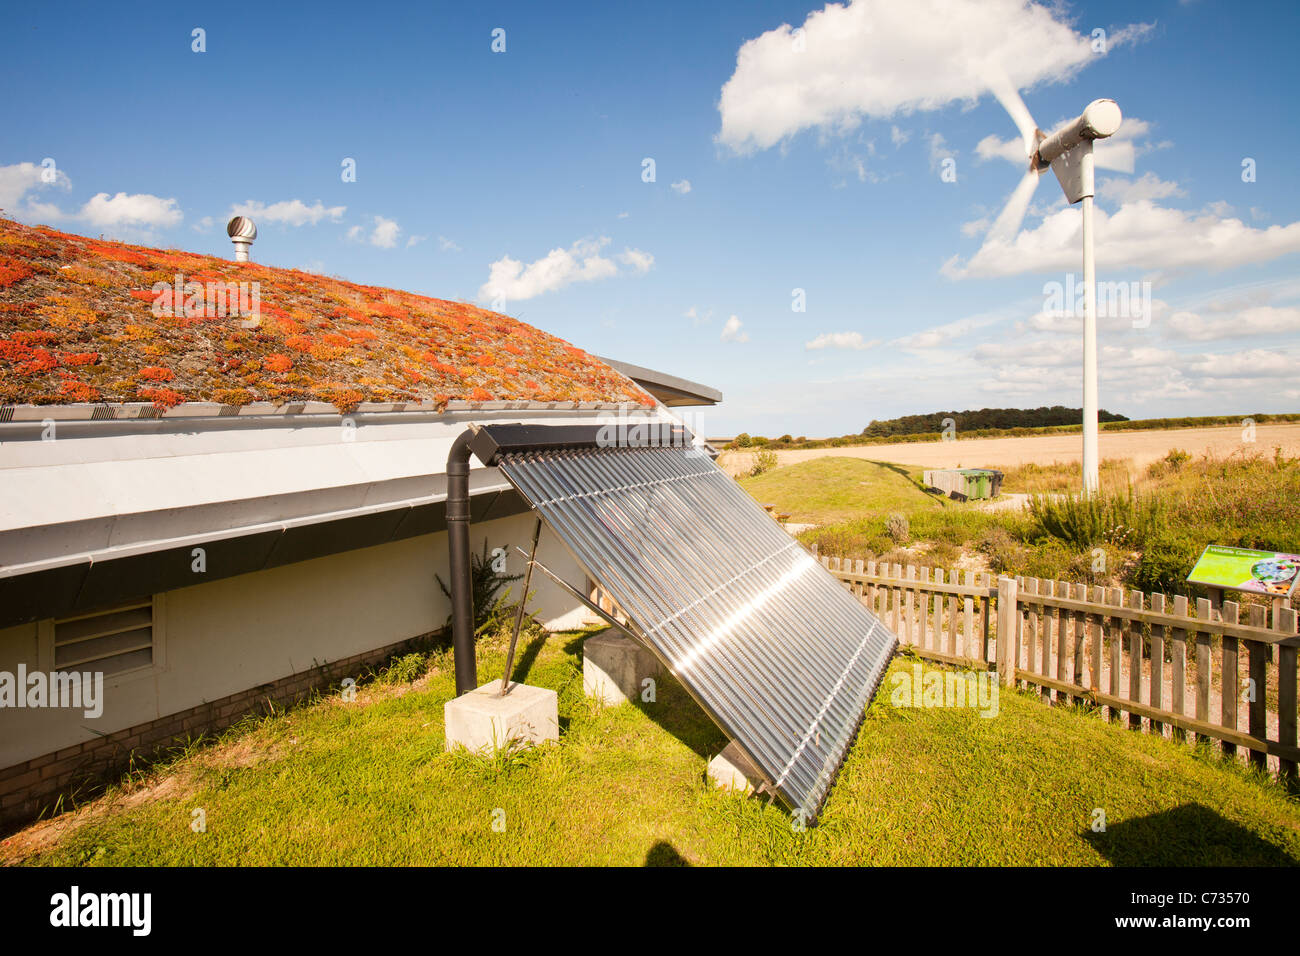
<box><xmin>447</xmin><ymin>430</ymin><xmax>478</xmax><ymax>696</ymax></box>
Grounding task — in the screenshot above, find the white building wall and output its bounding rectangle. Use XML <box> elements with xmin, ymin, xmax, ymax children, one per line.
<box><xmin>0</xmin><ymin>509</ymin><xmax>588</xmax><ymax>769</ymax></box>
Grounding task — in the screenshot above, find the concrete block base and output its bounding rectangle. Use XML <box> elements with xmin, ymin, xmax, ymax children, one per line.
<box><xmin>444</xmin><ymin>679</ymin><xmax>558</xmax><ymax>755</ymax></box>
<box><xmin>707</xmin><ymin>741</ymin><xmax>763</xmax><ymax>795</ymax></box>
<box><xmin>583</xmin><ymin>631</ymin><xmax>662</xmax><ymax>705</ymax></box>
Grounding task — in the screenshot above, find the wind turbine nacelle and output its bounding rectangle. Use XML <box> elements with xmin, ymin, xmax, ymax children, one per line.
<box><xmin>1034</xmin><ymin>99</ymin><xmax>1122</xmax><ymax>169</ymax></box>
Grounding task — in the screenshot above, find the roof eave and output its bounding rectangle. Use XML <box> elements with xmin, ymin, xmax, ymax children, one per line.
<box><xmin>596</xmin><ymin>357</ymin><xmax>722</xmax><ymax>406</ymax></box>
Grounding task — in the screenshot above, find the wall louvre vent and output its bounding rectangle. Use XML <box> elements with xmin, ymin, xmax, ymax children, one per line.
<box><xmin>53</xmin><ymin>600</ymin><xmax>155</xmax><ymax>677</ymax></box>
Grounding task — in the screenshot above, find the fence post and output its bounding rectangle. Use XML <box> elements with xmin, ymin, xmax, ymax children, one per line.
<box><xmin>997</xmin><ymin>576</ymin><xmax>1019</xmax><ymax>687</ymax></box>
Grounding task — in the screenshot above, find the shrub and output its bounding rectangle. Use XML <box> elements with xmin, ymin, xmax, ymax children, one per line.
<box><xmin>435</xmin><ymin>540</ymin><xmax>524</xmax><ymax>637</ymax></box>
<box><xmin>885</xmin><ymin>513</ymin><xmax>910</xmax><ymax>544</ymax></box>
<box><xmin>733</xmin><ymin>432</ymin><xmax>752</xmax><ymax>448</ymax></box>
<box><xmin>383</xmin><ymin>652</ymin><xmax>428</xmax><ymax>685</ymax></box>
<box><xmin>1131</xmin><ymin>531</ymin><xmax>1201</xmax><ymax>595</ymax></box>
<box><xmin>1028</xmin><ymin>488</ymin><xmax>1164</xmax><ymax>549</ymax></box>
<box><xmin>748</xmin><ymin>449</ymin><xmax>779</xmax><ymax>477</ymax></box>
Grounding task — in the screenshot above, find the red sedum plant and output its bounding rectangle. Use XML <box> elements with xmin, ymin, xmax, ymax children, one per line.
<box><xmin>0</xmin><ymin>218</ymin><xmax>653</xmax><ymax>412</ymax></box>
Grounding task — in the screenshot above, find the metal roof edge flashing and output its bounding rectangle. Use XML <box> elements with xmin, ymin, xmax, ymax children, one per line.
<box><xmin>0</xmin><ymin>399</ymin><xmax>647</xmax><ymax>425</ymax></box>
<box><xmin>467</xmin><ymin>421</ymin><xmax>696</xmax><ymax>467</ymax></box>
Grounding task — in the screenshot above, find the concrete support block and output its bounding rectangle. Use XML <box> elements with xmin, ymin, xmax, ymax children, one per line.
<box><xmin>583</xmin><ymin>631</ymin><xmax>662</xmax><ymax>705</ymax></box>
<box><xmin>707</xmin><ymin>741</ymin><xmax>763</xmax><ymax>795</ymax></box>
<box><xmin>444</xmin><ymin>679</ymin><xmax>558</xmax><ymax>755</ymax></box>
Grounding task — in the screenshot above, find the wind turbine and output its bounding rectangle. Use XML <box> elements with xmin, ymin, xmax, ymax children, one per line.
<box><xmin>985</xmin><ymin>94</ymin><xmax>1124</xmax><ymax>496</ymax></box>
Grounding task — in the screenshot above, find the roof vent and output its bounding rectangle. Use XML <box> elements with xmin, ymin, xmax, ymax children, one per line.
<box><xmin>226</xmin><ymin>216</ymin><xmax>257</xmax><ymax>262</ymax></box>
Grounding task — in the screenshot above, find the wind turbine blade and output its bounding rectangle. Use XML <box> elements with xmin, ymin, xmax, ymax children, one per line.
<box><xmin>986</xmin><ymin>169</ymin><xmax>1040</xmax><ymax>244</ymax></box>
<box><xmin>1094</xmin><ymin>139</ymin><xmax>1135</xmax><ymax>173</ymax></box>
<box><xmin>984</xmin><ymin>72</ymin><xmax>1039</xmax><ymax>156</ymax></box>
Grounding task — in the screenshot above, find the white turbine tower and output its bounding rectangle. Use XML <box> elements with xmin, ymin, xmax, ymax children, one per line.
<box><xmin>986</xmin><ymin>95</ymin><xmax>1123</xmax><ymax>495</ymax></box>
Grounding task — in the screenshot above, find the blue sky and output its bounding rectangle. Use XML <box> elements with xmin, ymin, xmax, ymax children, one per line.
<box><xmin>3</xmin><ymin>0</ymin><xmax>1298</xmax><ymax>436</ymax></box>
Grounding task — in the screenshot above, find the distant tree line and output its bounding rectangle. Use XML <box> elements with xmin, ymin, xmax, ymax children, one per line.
<box><xmin>862</xmin><ymin>406</ymin><xmax>1129</xmax><ymax>438</ymax></box>
<box><xmin>722</xmin><ymin>412</ymin><xmax>1296</xmax><ymax>453</ymax></box>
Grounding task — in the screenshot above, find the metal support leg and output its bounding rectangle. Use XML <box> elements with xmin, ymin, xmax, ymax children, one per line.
<box><xmin>500</xmin><ymin>519</ymin><xmax>542</xmax><ymax>696</ymax></box>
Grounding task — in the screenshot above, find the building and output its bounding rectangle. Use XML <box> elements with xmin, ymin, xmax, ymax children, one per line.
<box><xmin>0</xmin><ymin>218</ymin><xmax>718</xmax><ymax>827</ymax></box>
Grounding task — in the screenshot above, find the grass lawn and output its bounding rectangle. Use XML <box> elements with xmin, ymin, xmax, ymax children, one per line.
<box><xmin>5</xmin><ymin>630</ymin><xmax>1297</xmax><ymax>867</ymax></box>
<box><xmin>739</xmin><ymin>457</ymin><xmax>941</xmax><ymax>525</ymax></box>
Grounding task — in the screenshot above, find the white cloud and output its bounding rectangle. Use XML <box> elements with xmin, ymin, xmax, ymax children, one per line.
<box><xmin>670</xmin><ymin>179</ymin><xmax>692</xmax><ymax>195</ymax></box>
<box><xmin>347</xmin><ymin>215</ymin><xmax>401</xmax><ymax>249</ymax></box>
<box><xmin>974</xmin><ymin>133</ymin><xmax>1026</xmax><ymax>166</ymax></box>
<box><xmin>716</xmin><ymin>0</ymin><xmax>1151</xmax><ymax>154</ymax></box>
<box><xmin>927</xmin><ymin>133</ymin><xmax>955</xmax><ymax>172</ymax></box>
<box><xmin>229</xmin><ymin>198</ymin><xmax>345</xmax><ymax>227</ymax></box>
<box><xmin>827</xmin><ymin>146</ymin><xmax>881</xmax><ymax>184</ymax></box>
<box><xmin>1165</xmin><ymin>305</ymin><xmax>1300</xmax><ymax>341</ymax></box>
<box><xmin>1</xmin><ymin>162</ymin><xmax>189</xmax><ymax>237</ymax></box>
<box><xmin>438</xmin><ymin>236</ymin><xmax>461</xmax><ymax>252</ymax></box>
<box><xmin>895</xmin><ymin>329</ymin><xmax>948</xmax><ymax>349</ymax></box>
<box><xmin>192</xmin><ymin>216</ymin><xmax>215</xmax><ymax>233</ymax></box>
<box><xmin>617</xmin><ymin>211</ymin><xmax>630</xmax><ymax>219</ymax></box>
<box><xmin>684</xmin><ymin>305</ymin><xmax>714</xmax><ymax>326</ymax></box>
<box><xmin>974</xmin><ymin>338</ymin><xmax>1178</xmax><ymax>370</ymax></box>
<box><xmin>80</xmin><ymin>192</ymin><xmax>182</xmax><ymax>229</ymax></box>
<box><xmin>972</xmin><ymin>338</ymin><xmax>1181</xmax><ymax>398</ymax></box>
<box><xmin>944</xmin><ymin>200</ymin><xmax>1300</xmax><ymax>279</ymax></box>
<box><xmin>406</xmin><ymin>234</ymin><xmax>428</xmax><ymax>248</ymax></box>
<box><xmin>1097</xmin><ymin>172</ymin><xmax>1185</xmax><ymax>205</ymax></box>
<box><xmin>0</xmin><ymin>161</ymin><xmax>71</xmax><ymax>216</ymax></box>
<box><xmin>370</xmin><ymin>216</ymin><xmax>401</xmax><ymax>248</ymax></box>
<box><xmin>893</xmin><ymin>311</ymin><xmax>1009</xmax><ymax>348</ymax></box>
<box><xmin>890</xmin><ymin>125</ymin><xmax>910</xmax><ymax>147</ymax></box>
<box><xmin>805</xmin><ymin>331</ymin><xmax>878</xmax><ymax>350</ymax></box>
<box><xmin>1188</xmin><ymin>349</ymin><xmax>1295</xmax><ymax>378</ymax></box>
<box><xmin>720</xmin><ymin>315</ymin><xmax>749</xmax><ymax>343</ymax></box>
<box><xmin>480</xmin><ymin>236</ymin><xmax>641</xmax><ymax>302</ymax></box>
<box><xmin>618</xmin><ymin>248</ymin><xmax>654</xmax><ymax>272</ymax></box>
<box><xmin>22</xmin><ymin>202</ymin><xmax>65</xmax><ymax>222</ymax></box>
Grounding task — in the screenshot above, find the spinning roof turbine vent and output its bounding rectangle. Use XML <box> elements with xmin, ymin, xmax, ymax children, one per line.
<box><xmin>449</xmin><ymin>423</ymin><xmax>899</xmax><ymax>822</ymax></box>
<box><xmin>227</xmin><ymin>215</ymin><xmax>257</xmax><ymax>262</ymax></box>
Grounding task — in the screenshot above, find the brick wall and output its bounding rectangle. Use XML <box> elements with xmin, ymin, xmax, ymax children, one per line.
<box><xmin>0</xmin><ymin>633</ymin><xmax>435</xmax><ymax>832</ymax></box>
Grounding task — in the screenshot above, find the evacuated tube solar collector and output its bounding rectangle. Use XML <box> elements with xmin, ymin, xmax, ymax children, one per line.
<box><xmin>446</xmin><ymin>423</ymin><xmax>898</xmax><ymax>821</ymax></box>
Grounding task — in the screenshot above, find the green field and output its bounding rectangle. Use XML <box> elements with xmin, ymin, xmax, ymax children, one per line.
<box><xmin>5</xmin><ymin>631</ymin><xmax>1297</xmax><ymax>866</ymax></box>
<box><xmin>738</xmin><ymin>456</ymin><xmax>939</xmax><ymax>525</ymax></box>
<box><xmin>740</xmin><ymin>449</ymin><xmax>1300</xmax><ymax>598</ymax></box>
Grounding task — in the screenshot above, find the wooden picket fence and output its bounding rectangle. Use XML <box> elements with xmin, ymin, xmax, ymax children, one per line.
<box><xmin>816</xmin><ymin>552</ymin><xmax>1300</xmax><ymax>790</ymax></box>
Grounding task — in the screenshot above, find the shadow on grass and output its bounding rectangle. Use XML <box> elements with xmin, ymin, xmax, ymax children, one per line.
<box><xmin>630</xmin><ymin>669</ymin><xmax>726</xmax><ymax>761</ymax></box>
<box><xmin>506</xmin><ymin>629</ymin><xmax>552</xmax><ymax>687</ymax></box>
<box><xmin>644</xmin><ymin>841</ymin><xmax>691</xmax><ymax>866</ymax></box>
<box><xmin>564</xmin><ymin>629</ymin><xmax>725</xmax><ymax>760</ymax></box>
<box><xmin>874</xmin><ymin>460</ymin><xmax>951</xmax><ymax>509</ymax></box>
<box><xmin>1083</xmin><ymin>803</ymin><xmax>1299</xmax><ymax>866</ymax></box>
<box><xmin>559</xmin><ymin>630</ymin><xmax>592</xmax><ymax>662</ymax></box>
